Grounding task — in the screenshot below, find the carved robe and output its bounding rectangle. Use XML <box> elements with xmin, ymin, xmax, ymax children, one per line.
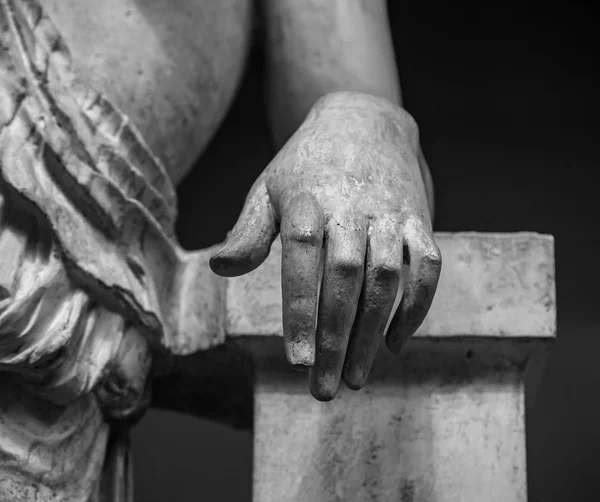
<box><xmin>0</xmin><ymin>1</ymin><xmax>226</xmax><ymax>499</ymax></box>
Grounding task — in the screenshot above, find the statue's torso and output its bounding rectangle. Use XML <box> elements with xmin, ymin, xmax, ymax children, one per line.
<box><xmin>43</xmin><ymin>0</ymin><xmax>255</xmax><ymax>184</ymax></box>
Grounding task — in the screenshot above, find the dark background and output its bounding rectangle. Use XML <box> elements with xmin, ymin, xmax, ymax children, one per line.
<box><xmin>132</xmin><ymin>4</ymin><xmax>599</xmax><ymax>501</ymax></box>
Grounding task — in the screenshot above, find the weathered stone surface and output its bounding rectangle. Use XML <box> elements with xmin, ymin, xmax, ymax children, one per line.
<box><xmin>251</xmin><ymin>339</ymin><xmax>531</xmax><ymax>502</ymax></box>
<box><xmin>227</xmin><ymin>232</ymin><xmax>555</xmax><ymax>502</ymax></box>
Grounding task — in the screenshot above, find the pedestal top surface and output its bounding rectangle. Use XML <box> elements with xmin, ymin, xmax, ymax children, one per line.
<box><xmin>225</xmin><ymin>232</ymin><xmax>556</xmax><ymax>339</ymax></box>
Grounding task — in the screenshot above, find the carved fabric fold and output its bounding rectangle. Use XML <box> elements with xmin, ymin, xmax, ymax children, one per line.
<box><xmin>0</xmin><ymin>0</ymin><xmax>225</xmax><ymax>366</ymax></box>
<box><xmin>0</xmin><ymin>1</ymin><xmax>190</xmax><ymax>499</ymax></box>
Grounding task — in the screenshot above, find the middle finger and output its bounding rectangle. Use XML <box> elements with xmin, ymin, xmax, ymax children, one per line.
<box><xmin>309</xmin><ymin>214</ymin><xmax>367</xmax><ymax>401</ymax></box>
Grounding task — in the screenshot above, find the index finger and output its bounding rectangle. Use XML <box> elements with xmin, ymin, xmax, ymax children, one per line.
<box><xmin>280</xmin><ymin>193</ymin><xmax>325</xmax><ymax>369</ymax></box>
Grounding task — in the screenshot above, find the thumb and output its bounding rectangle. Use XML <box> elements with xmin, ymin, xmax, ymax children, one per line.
<box><xmin>210</xmin><ymin>179</ymin><xmax>278</xmax><ymax>277</ymax></box>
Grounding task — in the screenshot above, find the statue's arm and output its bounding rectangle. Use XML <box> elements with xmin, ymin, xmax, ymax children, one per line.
<box><xmin>261</xmin><ymin>0</ymin><xmax>401</xmax><ymax>145</ymax></box>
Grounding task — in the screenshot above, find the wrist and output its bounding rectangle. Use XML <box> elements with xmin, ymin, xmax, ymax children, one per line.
<box><xmin>306</xmin><ymin>91</ymin><xmax>420</xmax><ymax>149</ymax></box>
<box><xmin>314</xmin><ymin>91</ymin><xmax>416</xmax><ymax>128</ymax></box>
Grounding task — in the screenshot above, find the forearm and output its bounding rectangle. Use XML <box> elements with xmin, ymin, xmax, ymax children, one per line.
<box><xmin>261</xmin><ymin>0</ymin><xmax>401</xmax><ymax>148</ymax></box>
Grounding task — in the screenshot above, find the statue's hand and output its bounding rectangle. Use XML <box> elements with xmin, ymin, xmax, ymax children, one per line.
<box><xmin>210</xmin><ymin>92</ymin><xmax>441</xmax><ymax>401</ymax></box>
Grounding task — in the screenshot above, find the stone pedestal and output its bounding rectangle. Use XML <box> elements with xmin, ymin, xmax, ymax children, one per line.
<box><xmin>226</xmin><ymin>233</ymin><xmax>555</xmax><ymax>502</ymax></box>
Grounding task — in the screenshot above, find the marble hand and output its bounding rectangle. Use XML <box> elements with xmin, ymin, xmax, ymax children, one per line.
<box><xmin>210</xmin><ymin>92</ymin><xmax>441</xmax><ymax>400</ymax></box>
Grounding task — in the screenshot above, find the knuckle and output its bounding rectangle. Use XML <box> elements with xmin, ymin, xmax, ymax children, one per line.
<box><xmin>284</xmin><ymin>223</ymin><xmax>322</xmax><ymax>246</ymax></box>
<box><xmin>371</xmin><ymin>255</ymin><xmax>402</xmax><ymax>280</ymax></box>
<box><xmin>423</xmin><ymin>244</ymin><xmax>442</xmax><ymax>266</ymax></box>
<box><xmin>331</xmin><ymin>254</ymin><xmax>364</xmax><ymax>276</ymax></box>
<box><xmin>408</xmin><ymin>231</ymin><xmax>441</xmax><ymax>271</ymax></box>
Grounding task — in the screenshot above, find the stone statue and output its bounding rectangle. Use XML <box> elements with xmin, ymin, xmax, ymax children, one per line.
<box><xmin>0</xmin><ymin>0</ymin><xmax>441</xmax><ymax>499</ymax></box>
